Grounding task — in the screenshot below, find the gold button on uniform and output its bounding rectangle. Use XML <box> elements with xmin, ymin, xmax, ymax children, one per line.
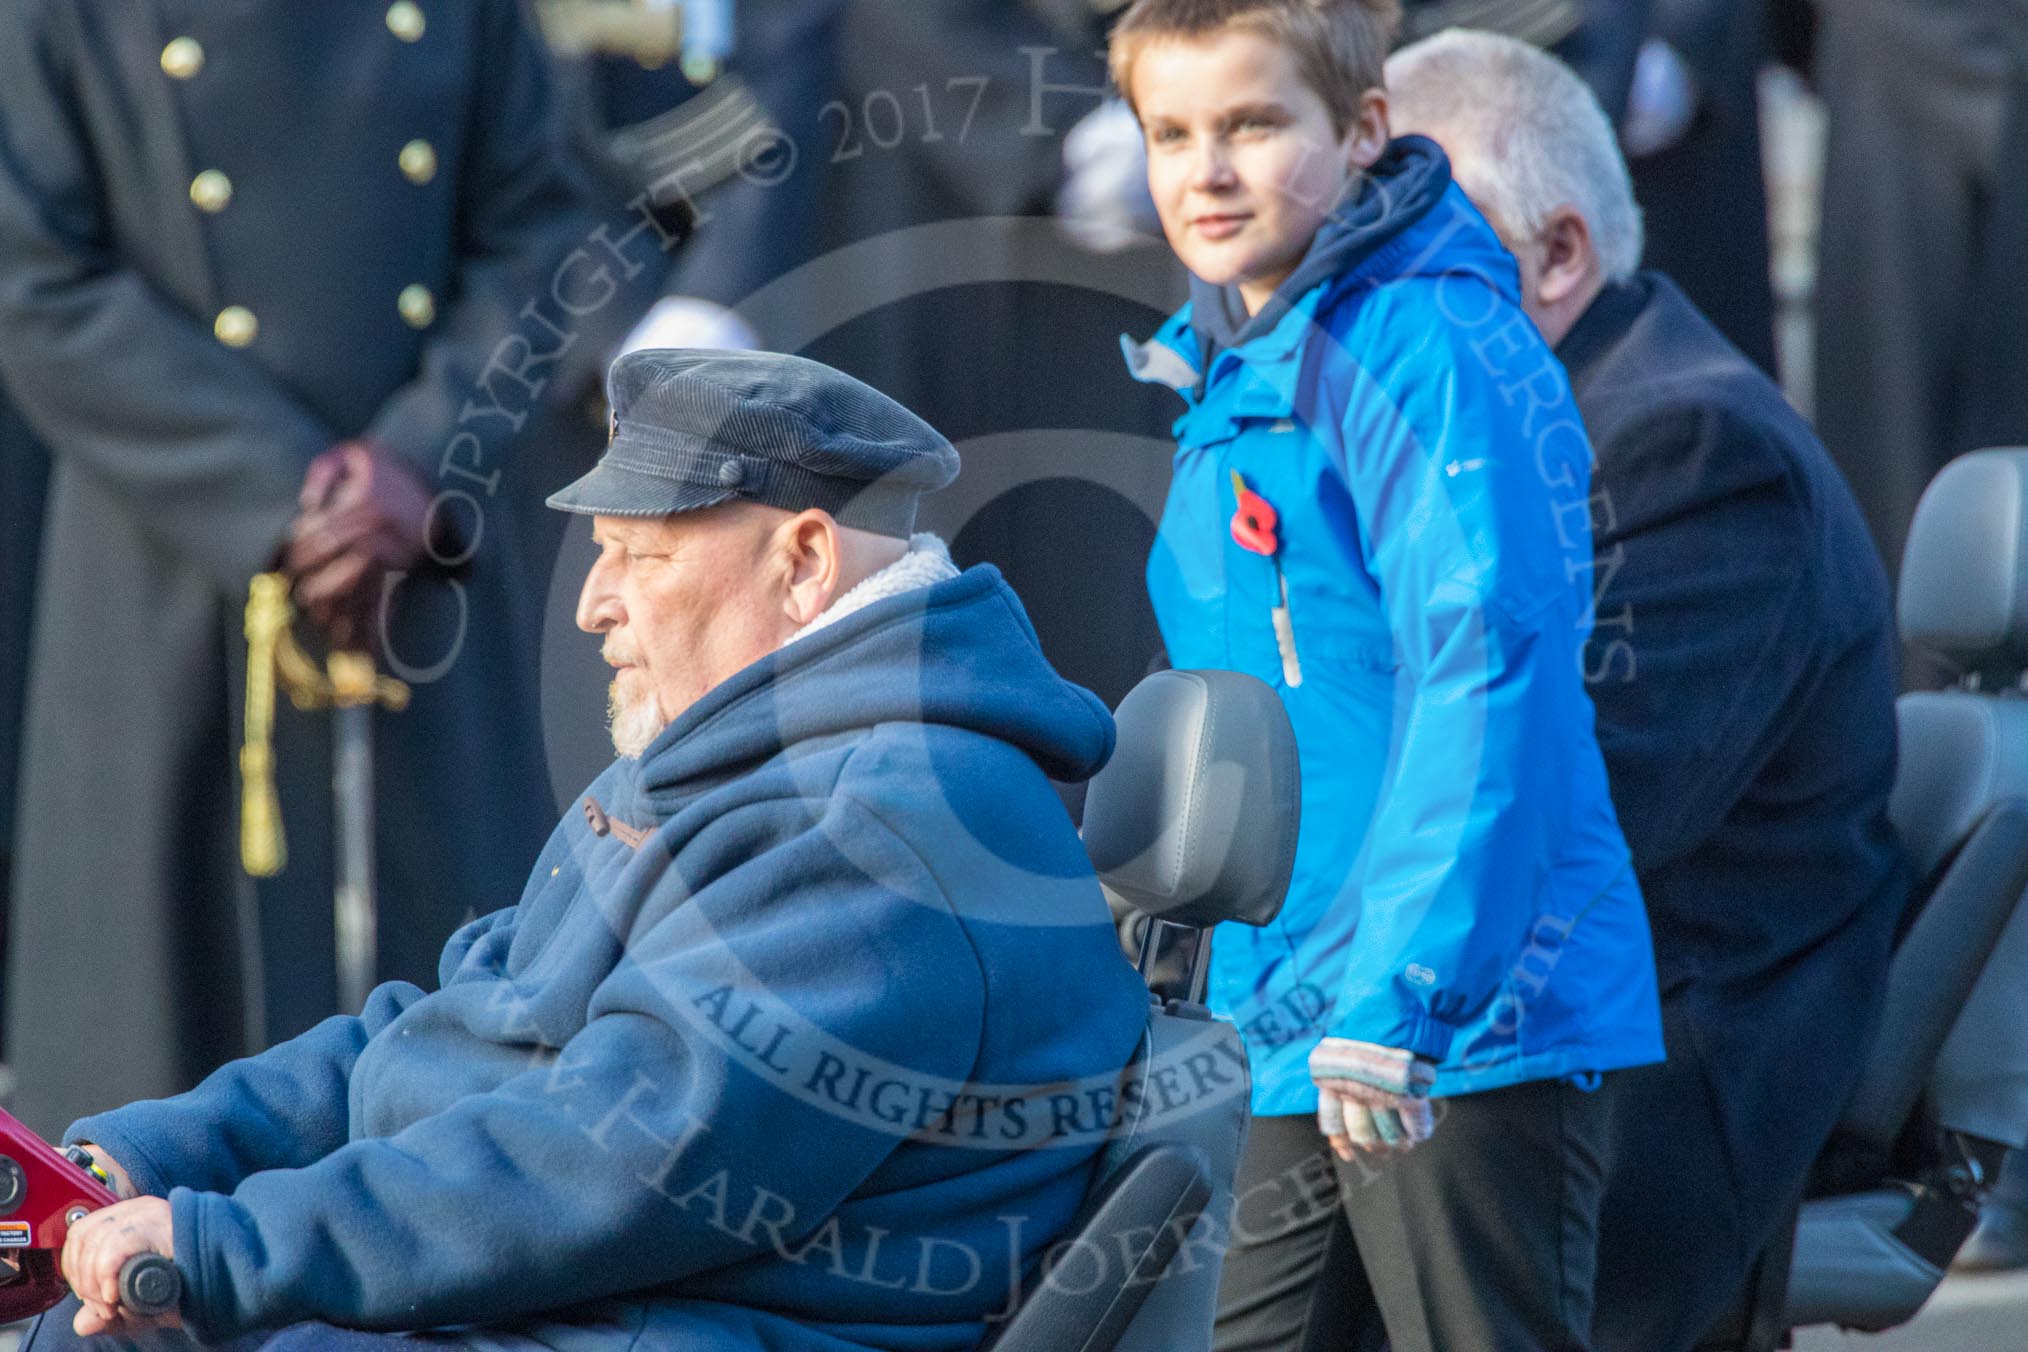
<box><xmin>397</xmin><ymin>284</ymin><xmax>436</xmax><ymax>329</ymax></box>
<box><xmin>160</xmin><ymin>37</ymin><xmax>204</xmax><ymax>80</ymax></box>
<box><xmin>398</xmin><ymin>139</ymin><xmax>437</xmax><ymax>185</ymax></box>
<box><xmin>386</xmin><ymin>2</ymin><xmax>426</xmax><ymax>42</ymax></box>
<box><xmin>188</xmin><ymin>170</ymin><xmax>232</xmax><ymax>213</ymax></box>
<box><xmin>214</xmin><ymin>306</ymin><xmax>258</xmax><ymax>348</ymax></box>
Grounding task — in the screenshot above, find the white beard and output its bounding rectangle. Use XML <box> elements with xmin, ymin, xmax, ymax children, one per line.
<box><xmin>607</xmin><ymin>680</ymin><xmax>669</xmax><ymax>760</ymax></box>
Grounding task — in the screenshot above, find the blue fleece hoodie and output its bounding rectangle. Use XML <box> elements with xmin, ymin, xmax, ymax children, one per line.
<box><xmin>69</xmin><ymin>566</ymin><xmax>1150</xmax><ymax>1351</ymax></box>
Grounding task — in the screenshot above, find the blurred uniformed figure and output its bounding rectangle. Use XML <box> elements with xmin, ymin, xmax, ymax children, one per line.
<box><xmin>1616</xmin><ymin>0</ymin><xmax>1781</xmax><ymax>376</ymax></box>
<box><xmin>1401</xmin><ymin>0</ymin><xmax>1781</xmax><ymax>375</ymax></box>
<box><xmin>711</xmin><ymin>0</ymin><xmax>1186</xmax><ymax>709</ymax></box>
<box><xmin>0</xmin><ymin>385</ymin><xmax>47</xmax><ymax>1062</ymax></box>
<box><xmin>534</xmin><ymin>0</ymin><xmax>840</xmax><ymax>355</ymax></box>
<box><xmin>0</xmin><ymin>0</ymin><xmax>660</xmax><ymax>1134</ymax></box>
<box><xmin>1815</xmin><ymin>0</ymin><xmax>2028</xmax><ymax>579</ymax></box>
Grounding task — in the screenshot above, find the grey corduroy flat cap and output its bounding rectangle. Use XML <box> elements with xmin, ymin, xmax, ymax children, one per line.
<box><xmin>546</xmin><ymin>348</ymin><xmax>959</xmax><ymax>538</ymax></box>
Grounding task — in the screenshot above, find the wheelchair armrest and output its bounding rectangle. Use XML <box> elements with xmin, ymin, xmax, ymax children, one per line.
<box><xmin>978</xmin><ymin>1144</ymin><xmax>1212</xmax><ymax>1352</ymax></box>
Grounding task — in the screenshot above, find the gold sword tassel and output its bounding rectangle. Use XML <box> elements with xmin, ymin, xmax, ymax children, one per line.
<box><xmin>239</xmin><ymin>573</ymin><xmax>409</xmax><ymax>878</ymax></box>
<box><xmin>241</xmin><ymin>575</ymin><xmax>291</xmax><ymax>877</ymax></box>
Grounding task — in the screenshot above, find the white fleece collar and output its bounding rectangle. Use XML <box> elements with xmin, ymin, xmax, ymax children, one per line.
<box><xmin>789</xmin><ymin>534</ymin><xmax>959</xmax><ymax>644</ymax></box>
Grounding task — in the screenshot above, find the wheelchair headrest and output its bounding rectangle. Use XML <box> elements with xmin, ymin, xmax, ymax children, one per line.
<box><xmin>1082</xmin><ymin>669</ymin><xmax>1299</xmax><ymax>930</ymax></box>
<box><xmin>1900</xmin><ymin>448</ymin><xmax>2028</xmax><ymax>678</ymax></box>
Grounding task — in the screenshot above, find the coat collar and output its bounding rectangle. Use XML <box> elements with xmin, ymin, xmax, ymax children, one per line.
<box><xmin>1120</xmin><ymin>321</ymin><xmax>1200</xmax><ymax>394</ymax></box>
<box><xmin>1555</xmin><ymin>272</ymin><xmax>1657</xmax><ymax>391</ymax></box>
<box><xmin>1119</xmin><ymin>286</ymin><xmax>1326</xmax><ymax>429</ymax></box>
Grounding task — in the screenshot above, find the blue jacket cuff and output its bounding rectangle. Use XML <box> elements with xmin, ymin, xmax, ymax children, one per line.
<box><xmin>1327</xmin><ymin>1002</ymin><xmax>1456</xmax><ymax>1065</ymax></box>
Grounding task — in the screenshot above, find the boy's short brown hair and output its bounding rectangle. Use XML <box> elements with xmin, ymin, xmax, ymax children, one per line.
<box><xmin>1109</xmin><ymin>0</ymin><xmax>1404</xmax><ymax>136</ymax></box>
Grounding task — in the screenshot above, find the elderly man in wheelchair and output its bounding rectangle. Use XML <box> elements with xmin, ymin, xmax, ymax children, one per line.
<box><xmin>5</xmin><ymin>350</ymin><xmax>1263</xmax><ymax>1352</ymax></box>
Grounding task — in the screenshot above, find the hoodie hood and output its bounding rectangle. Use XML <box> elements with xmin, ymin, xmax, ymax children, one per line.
<box><xmin>631</xmin><ymin>565</ymin><xmax>1115</xmax><ymax>806</ymax></box>
<box><xmin>1188</xmin><ymin>135</ymin><xmax>1454</xmax><ymax>357</ymax></box>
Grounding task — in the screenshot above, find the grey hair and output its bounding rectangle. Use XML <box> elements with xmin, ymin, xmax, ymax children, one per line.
<box><xmin>1384</xmin><ymin>28</ymin><xmax>1644</xmax><ymax>280</ymax></box>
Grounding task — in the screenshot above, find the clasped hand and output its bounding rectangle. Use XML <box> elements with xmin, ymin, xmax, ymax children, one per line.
<box><xmin>1309</xmin><ymin>1037</ymin><xmax>1438</xmax><ymax>1160</ymax></box>
<box><xmin>284</xmin><ymin>441</ymin><xmax>434</xmax><ymax>653</ymax></box>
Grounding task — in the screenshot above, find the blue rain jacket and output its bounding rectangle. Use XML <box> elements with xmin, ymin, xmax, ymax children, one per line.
<box><xmin>1125</xmin><ymin>139</ymin><xmax>1663</xmax><ymax>1113</ymax></box>
<box><xmin>68</xmin><ymin>566</ymin><xmax>1150</xmax><ymax>1351</ymax></box>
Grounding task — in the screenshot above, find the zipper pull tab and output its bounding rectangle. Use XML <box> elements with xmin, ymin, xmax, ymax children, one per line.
<box><xmin>1271</xmin><ymin>571</ymin><xmax>1303</xmax><ymax>688</ymax></box>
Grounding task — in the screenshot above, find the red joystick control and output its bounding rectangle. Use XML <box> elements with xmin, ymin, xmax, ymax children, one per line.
<box><xmin>0</xmin><ymin>1108</ymin><xmax>180</xmax><ymax>1324</ymax></box>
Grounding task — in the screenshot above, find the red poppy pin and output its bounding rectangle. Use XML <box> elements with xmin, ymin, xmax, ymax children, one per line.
<box><xmin>1229</xmin><ymin>469</ymin><xmax>1279</xmax><ymax>556</ymax></box>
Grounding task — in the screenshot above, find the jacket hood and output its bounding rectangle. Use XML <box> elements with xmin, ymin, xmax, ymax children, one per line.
<box><xmin>1127</xmin><ymin>136</ymin><xmax>1520</xmax><ymax>397</ymax></box>
<box><xmin>1187</xmin><ymin>135</ymin><xmax>1454</xmax><ymax>356</ymax></box>
<box><xmin>631</xmin><ymin>565</ymin><xmax>1116</xmax><ymax>804</ymax></box>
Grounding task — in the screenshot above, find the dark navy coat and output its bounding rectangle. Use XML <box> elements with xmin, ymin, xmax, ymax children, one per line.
<box><xmin>0</xmin><ymin>0</ymin><xmax>652</xmax><ymax>1132</ymax></box>
<box><xmin>1562</xmin><ymin>273</ymin><xmax>1907</xmax><ymax>1220</ymax></box>
<box><xmin>1565</xmin><ymin>273</ymin><xmax>1905</xmax><ymax>1017</ymax></box>
<box><xmin>71</xmin><ymin>567</ymin><xmax>1149</xmax><ymax>1351</ymax></box>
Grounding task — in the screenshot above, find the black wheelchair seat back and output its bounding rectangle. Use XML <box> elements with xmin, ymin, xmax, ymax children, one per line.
<box><xmin>1777</xmin><ymin>448</ymin><xmax>2028</xmax><ymax>1338</ymax></box>
<box><xmin>980</xmin><ymin>670</ymin><xmax>1298</xmax><ymax>1352</ymax></box>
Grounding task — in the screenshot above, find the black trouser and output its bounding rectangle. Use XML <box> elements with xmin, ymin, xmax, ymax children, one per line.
<box><xmin>1590</xmin><ymin>1049</ymin><xmax>1762</xmax><ymax>1352</ymax></box>
<box><xmin>1592</xmin><ymin>995</ymin><xmax>1848</xmax><ymax>1352</ymax></box>
<box><xmin>1213</xmin><ymin>1078</ymin><xmax>1611</xmax><ymax>1352</ymax></box>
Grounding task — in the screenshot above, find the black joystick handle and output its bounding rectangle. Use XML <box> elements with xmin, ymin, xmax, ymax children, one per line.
<box><xmin>117</xmin><ymin>1253</ymin><xmax>180</xmax><ymax>1318</ymax></box>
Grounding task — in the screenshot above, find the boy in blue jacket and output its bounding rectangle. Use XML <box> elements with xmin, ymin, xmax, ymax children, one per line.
<box><xmin>1112</xmin><ymin>1</ymin><xmax>1663</xmax><ymax>1346</ymax></box>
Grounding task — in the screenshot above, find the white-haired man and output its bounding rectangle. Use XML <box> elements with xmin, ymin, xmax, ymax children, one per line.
<box><xmin>1389</xmin><ymin>30</ymin><xmax>1908</xmax><ymax>1352</ymax></box>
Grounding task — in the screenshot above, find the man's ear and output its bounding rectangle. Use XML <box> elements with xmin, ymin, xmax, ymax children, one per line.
<box><xmin>777</xmin><ymin>511</ymin><xmax>843</xmax><ymax>627</ymax></box>
<box><xmin>1346</xmin><ymin>88</ymin><xmax>1390</xmax><ymax>173</ymax></box>
<box><xmin>1535</xmin><ymin>205</ymin><xmax>1599</xmax><ymax>308</ymax></box>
